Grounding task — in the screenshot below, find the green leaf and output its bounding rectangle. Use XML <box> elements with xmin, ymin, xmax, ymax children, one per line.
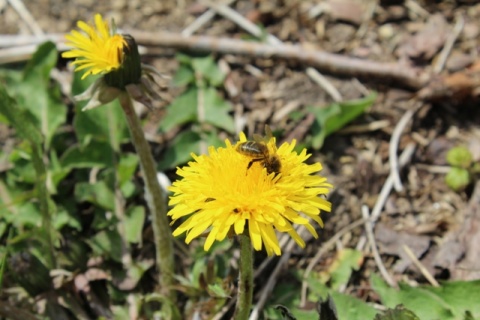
<box><xmin>18</xmin><ymin>42</ymin><xmax>66</xmax><ymax>148</ymax></box>
<box><xmin>446</xmin><ymin>146</ymin><xmax>473</xmax><ymax>168</ymax></box>
<box><xmin>12</xmin><ymin>201</ymin><xmax>42</xmax><ymax>228</ymax></box>
<box><xmin>203</xmin><ymin>87</ymin><xmax>234</xmax><ymax>132</ymax></box>
<box><xmin>173</xmin><ymin>64</ymin><xmax>195</xmax><ymax>87</ymax></box>
<box><xmin>160</xmin><ymin>87</ymin><xmax>234</xmax><ymax>133</ymax></box>
<box><xmin>374</xmin><ymin>305</ymin><xmax>420</xmax><ymax>320</ymax></box>
<box><xmin>309</xmin><ymin>93</ymin><xmax>376</xmax><ymax>149</ymax></box>
<box><xmin>176</xmin><ymin>53</ymin><xmax>193</xmax><ymax>64</ymax></box>
<box><xmin>319</xmin><ymin>248</ymin><xmax>364</xmax><ymax>290</ymax></box>
<box><xmin>207</xmin><ymin>283</ymin><xmax>230</xmax><ymax>298</ymax></box>
<box><xmin>0</xmin><ymin>85</ymin><xmax>43</xmax><ymax>145</ymax></box>
<box><xmin>303</xmin><ymin>273</ymin><xmax>377</xmax><ymax>320</ymax></box>
<box><xmin>445</xmin><ymin>167</ymin><xmax>471</xmax><ymax>191</ymax></box>
<box><xmin>74</xmin><ymin>180</ymin><xmax>115</xmax><ymax>211</ymax></box>
<box><xmin>158</xmin><ymin>130</ymin><xmax>201</xmax><ymax>170</ymax></box>
<box><xmin>371</xmin><ymin>274</ymin><xmax>480</xmax><ymax>320</ymax></box>
<box><xmin>48</xmin><ymin>149</ymin><xmax>71</xmax><ymax>190</ymax></box>
<box><xmin>72</xmin><ymin>73</ymin><xmax>129</xmax><ymax>148</ymax></box>
<box><xmin>53</xmin><ymin>207</ymin><xmax>82</xmax><ymax>231</ymax></box>
<box><xmin>88</xmin><ymin>229</ymin><xmax>123</xmax><ymax>262</ymax></box>
<box><xmin>60</xmin><ymin>139</ymin><xmax>116</xmax><ymax>169</ymax></box>
<box><xmin>328</xmin><ymin>292</ymin><xmax>377</xmax><ymax>320</ymax></box>
<box><xmin>159</xmin><ymin>87</ymin><xmax>197</xmax><ymax>132</ymax></box>
<box><xmin>125</xmin><ymin>206</ymin><xmax>145</xmax><ymax>244</ymax></box>
<box><xmin>191</xmin><ymin>56</ymin><xmax>225</xmax><ymax>87</ymax></box>
<box><xmin>117</xmin><ymin>153</ymin><xmax>139</xmax><ymax>185</ymax></box>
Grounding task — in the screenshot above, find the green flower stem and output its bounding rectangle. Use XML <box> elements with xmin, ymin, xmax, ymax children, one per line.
<box><xmin>119</xmin><ymin>93</ymin><xmax>175</xmax><ymax>300</ymax></box>
<box><xmin>234</xmin><ymin>233</ymin><xmax>254</xmax><ymax>320</ymax></box>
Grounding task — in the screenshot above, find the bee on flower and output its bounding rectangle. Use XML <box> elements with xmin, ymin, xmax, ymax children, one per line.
<box><xmin>168</xmin><ymin>128</ymin><xmax>333</xmax><ymax>256</ymax></box>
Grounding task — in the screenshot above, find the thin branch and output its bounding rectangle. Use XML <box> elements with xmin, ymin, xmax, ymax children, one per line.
<box><xmin>204</xmin><ymin>1</ymin><xmax>343</xmax><ymax>101</ymax></box>
<box><xmin>389</xmin><ymin>103</ymin><xmax>421</xmax><ymax>192</ymax></box>
<box><xmin>0</xmin><ymin>32</ymin><xmax>428</xmax><ymax>89</ymax></box>
<box><xmin>356</xmin><ymin>143</ymin><xmax>416</xmax><ymax>251</ymax></box>
<box><xmin>182</xmin><ymin>0</ymin><xmax>236</xmax><ymax>37</ymax></box>
<box><xmin>362</xmin><ymin>205</ymin><xmax>397</xmax><ymax>288</ymax></box>
<box><xmin>7</xmin><ymin>0</ymin><xmax>44</xmax><ymax>36</ymax></box>
<box><xmin>433</xmin><ymin>15</ymin><xmax>465</xmax><ymax>74</ymax></box>
<box><xmin>129</xmin><ymin>31</ymin><xmax>427</xmax><ymax>89</ymax></box>
<box><xmin>203</xmin><ymin>1</ymin><xmax>281</xmax><ymax>45</ymax></box>
<box><xmin>402</xmin><ymin>244</ymin><xmax>439</xmax><ymax>287</ymax></box>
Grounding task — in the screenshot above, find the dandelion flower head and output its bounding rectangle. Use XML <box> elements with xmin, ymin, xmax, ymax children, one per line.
<box><xmin>168</xmin><ymin>132</ymin><xmax>332</xmax><ymax>256</ymax></box>
<box><xmin>62</xmin><ymin>14</ymin><xmax>127</xmax><ymax>79</ymax></box>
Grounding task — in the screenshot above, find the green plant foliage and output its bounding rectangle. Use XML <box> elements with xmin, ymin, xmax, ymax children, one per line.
<box><xmin>374</xmin><ymin>305</ymin><xmax>420</xmax><ymax>320</ymax></box>
<box><xmin>72</xmin><ymin>72</ymin><xmax>129</xmax><ymax>148</ymax></box>
<box><xmin>447</xmin><ymin>146</ymin><xmax>473</xmax><ymax>169</ymax></box>
<box><xmin>75</xmin><ymin>180</ymin><xmax>115</xmax><ymax>211</ymax></box>
<box><xmin>160</xmin><ymin>87</ymin><xmax>234</xmax><ymax>133</ymax></box>
<box><xmin>158</xmin><ymin>126</ymin><xmax>225</xmax><ymax>170</ymax></box>
<box><xmin>125</xmin><ymin>206</ymin><xmax>145</xmax><ymax>244</ymax></box>
<box><xmin>159</xmin><ymin>53</ymin><xmax>234</xmax><ymax>169</ymax></box>
<box><xmin>88</xmin><ymin>229</ymin><xmax>123</xmax><ymax>262</ymax></box>
<box><xmin>2</xmin><ymin>42</ymin><xmax>66</xmax><ymax>148</ymax></box>
<box><xmin>318</xmin><ymin>248</ymin><xmax>364</xmax><ymax>290</ymax></box>
<box><xmin>60</xmin><ymin>138</ymin><xmax>116</xmax><ymax>169</ymax></box>
<box><xmin>445</xmin><ymin>146</ymin><xmax>475</xmax><ymax>191</ymax></box>
<box><xmin>446</xmin><ymin>167</ymin><xmax>471</xmax><ymax>191</ymax></box>
<box><xmin>308</xmin><ymin>92</ymin><xmax>377</xmax><ymax>149</ymax></box>
<box><xmin>306</xmin><ymin>281</ymin><xmax>377</xmax><ymax>320</ymax></box>
<box><xmin>371</xmin><ymin>274</ymin><xmax>480</xmax><ymax>320</ymax></box>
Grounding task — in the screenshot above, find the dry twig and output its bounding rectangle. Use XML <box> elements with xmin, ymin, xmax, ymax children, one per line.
<box><xmin>433</xmin><ymin>15</ymin><xmax>465</xmax><ymax>74</ymax></box>
<box><xmin>389</xmin><ymin>102</ymin><xmax>422</xmax><ymax>192</ymax></box>
<box><xmin>402</xmin><ymin>244</ymin><xmax>440</xmax><ymax>287</ymax></box>
<box><xmin>356</xmin><ymin>143</ymin><xmax>416</xmax><ymax>251</ymax></box>
<box><xmin>362</xmin><ymin>205</ymin><xmax>397</xmax><ymax>288</ymax></box>
<box><xmin>7</xmin><ymin>0</ymin><xmax>43</xmax><ymax>36</ymax></box>
<box><xmin>129</xmin><ymin>31</ymin><xmax>427</xmax><ymax>89</ymax></box>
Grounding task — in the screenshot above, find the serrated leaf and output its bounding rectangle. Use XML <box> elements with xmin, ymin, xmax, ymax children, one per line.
<box><xmin>309</xmin><ymin>93</ymin><xmax>376</xmax><ymax>149</ymax></box>
<box><xmin>158</xmin><ymin>130</ymin><xmax>201</xmax><ymax>170</ymax></box>
<box><xmin>445</xmin><ymin>167</ymin><xmax>470</xmax><ymax>191</ymax></box>
<box><xmin>0</xmin><ymin>86</ymin><xmax>43</xmax><ymax>145</ymax></box>
<box><xmin>159</xmin><ymin>87</ymin><xmax>197</xmax><ymax>132</ymax></box>
<box><xmin>72</xmin><ymin>73</ymin><xmax>129</xmax><ymax>148</ymax></box>
<box><xmin>125</xmin><ymin>206</ymin><xmax>145</xmax><ymax>244</ymax></box>
<box><xmin>319</xmin><ymin>248</ymin><xmax>364</xmax><ymax>290</ymax></box>
<box><xmin>60</xmin><ymin>139</ymin><xmax>115</xmax><ymax>169</ymax></box>
<box><xmin>117</xmin><ymin>153</ymin><xmax>139</xmax><ymax>185</ymax></box>
<box><xmin>74</xmin><ymin>180</ymin><xmax>115</xmax><ymax>211</ymax></box>
<box><xmin>371</xmin><ymin>274</ymin><xmax>480</xmax><ymax>320</ymax></box>
<box><xmin>302</xmin><ymin>273</ymin><xmax>377</xmax><ymax>320</ymax></box>
<box><xmin>374</xmin><ymin>305</ymin><xmax>420</xmax><ymax>320</ymax></box>
<box><xmin>173</xmin><ymin>64</ymin><xmax>195</xmax><ymax>87</ymax></box>
<box><xmin>203</xmin><ymin>87</ymin><xmax>234</xmax><ymax>132</ymax></box>
<box><xmin>191</xmin><ymin>56</ymin><xmax>225</xmax><ymax>87</ymax></box>
<box><xmin>88</xmin><ymin>229</ymin><xmax>123</xmax><ymax>262</ymax></box>
<box><xmin>17</xmin><ymin>42</ymin><xmax>66</xmax><ymax>148</ymax></box>
<box><xmin>176</xmin><ymin>53</ymin><xmax>193</xmax><ymax>64</ymax></box>
<box><xmin>160</xmin><ymin>87</ymin><xmax>234</xmax><ymax>133</ymax></box>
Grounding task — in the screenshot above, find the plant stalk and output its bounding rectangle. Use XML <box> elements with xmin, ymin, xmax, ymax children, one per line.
<box><xmin>234</xmin><ymin>233</ymin><xmax>254</xmax><ymax>320</ymax></box>
<box><xmin>119</xmin><ymin>93</ymin><xmax>175</xmax><ymax>301</ymax></box>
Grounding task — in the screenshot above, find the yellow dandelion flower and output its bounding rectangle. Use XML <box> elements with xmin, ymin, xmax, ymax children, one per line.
<box><xmin>62</xmin><ymin>13</ymin><xmax>127</xmax><ymax>79</ymax></box>
<box><xmin>168</xmin><ymin>132</ymin><xmax>332</xmax><ymax>256</ymax></box>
